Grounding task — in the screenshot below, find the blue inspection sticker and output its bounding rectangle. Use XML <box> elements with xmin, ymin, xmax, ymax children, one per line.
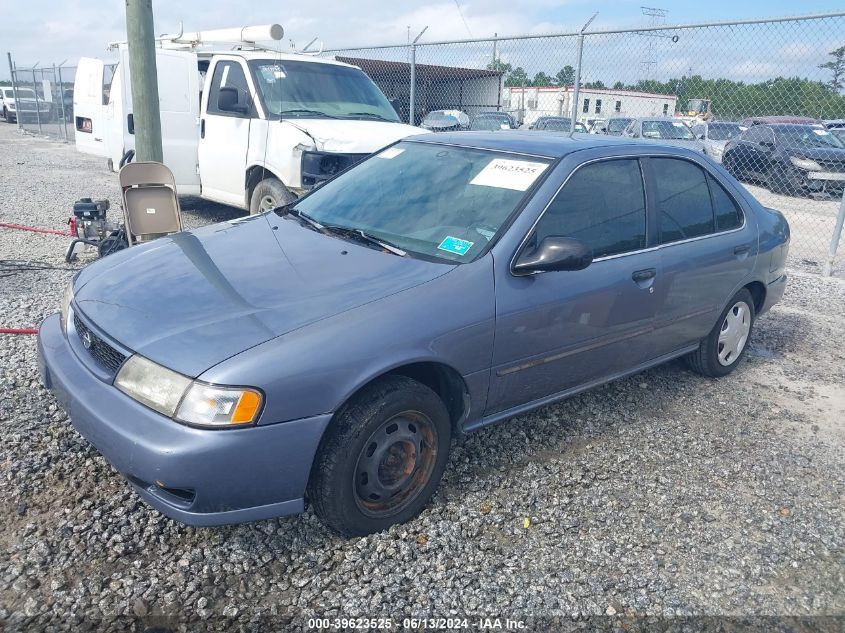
<box><xmin>437</xmin><ymin>236</ymin><xmax>474</xmax><ymax>256</ymax></box>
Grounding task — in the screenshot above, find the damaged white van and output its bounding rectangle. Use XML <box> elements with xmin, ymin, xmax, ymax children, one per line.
<box><xmin>74</xmin><ymin>25</ymin><xmax>426</xmax><ymax>213</ymax></box>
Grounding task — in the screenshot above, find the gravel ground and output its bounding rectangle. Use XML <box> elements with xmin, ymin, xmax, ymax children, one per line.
<box><xmin>0</xmin><ymin>125</ymin><xmax>843</xmax><ymax>631</ymax></box>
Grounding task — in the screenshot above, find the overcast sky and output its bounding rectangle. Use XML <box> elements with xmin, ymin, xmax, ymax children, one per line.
<box><xmin>1</xmin><ymin>0</ymin><xmax>844</xmax><ymax>79</ymax></box>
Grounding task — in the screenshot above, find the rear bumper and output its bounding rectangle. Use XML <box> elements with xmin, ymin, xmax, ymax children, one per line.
<box><xmin>37</xmin><ymin>313</ymin><xmax>331</xmax><ymax>526</ymax></box>
<box><xmin>759</xmin><ymin>273</ymin><xmax>787</xmax><ymax>316</ymax></box>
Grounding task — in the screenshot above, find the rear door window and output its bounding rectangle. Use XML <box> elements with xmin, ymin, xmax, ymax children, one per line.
<box><xmin>651</xmin><ymin>158</ymin><xmax>714</xmax><ymax>244</ymax></box>
<box><xmin>534</xmin><ymin>159</ymin><xmax>646</xmax><ymax>258</ymax></box>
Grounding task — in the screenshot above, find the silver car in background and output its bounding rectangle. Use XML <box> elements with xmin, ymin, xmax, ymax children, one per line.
<box><xmin>692</xmin><ymin>121</ymin><xmax>745</xmax><ymax>163</ymax></box>
<box><xmin>622</xmin><ymin>117</ymin><xmax>707</xmax><ymax>153</ymax></box>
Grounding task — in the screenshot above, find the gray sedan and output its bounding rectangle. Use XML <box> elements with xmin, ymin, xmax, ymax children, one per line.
<box><xmin>39</xmin><ymin>133</ymin><xmax>789</xmax><ymax>536</ymax></box>
<box><xmin>622</xmin><ymin>117</ymin><xmax>707</xmax><ymax>153</ymax></box>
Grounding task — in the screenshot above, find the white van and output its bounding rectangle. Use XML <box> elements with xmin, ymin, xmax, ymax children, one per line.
<box><xmin>75</xmin><ymin>30</ymin><xmax>426</xmax><ymax>213</ymax></box>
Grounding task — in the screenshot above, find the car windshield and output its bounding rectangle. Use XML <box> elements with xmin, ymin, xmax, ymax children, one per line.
<box><xmin>540</xmin><ymin>119</ymin><xmax>572</xmax><ymax>132</ymax></box>
<box><xmin>248</xmin><ymin>59</ymin><xmax>399</xmax><ymax>122</ymax></box>
<box><xmin>829</xmin><ymin>128</ymin><xmax>845</xmax><ymax>144</ymax></box>
<box><xmin>12</xmin><ymin>88</ymin><xmax>35</xmax><ymax>98</ymax></box>
<box><xmin>707</xmin><ymin>123</ymin><xmax>742</xmax><ymax>141</ymax></box>
<box><xmin>607</xmin><ymin>118</ymin><xmax>632</xmax><ymax>134</ymax></box>
<box><xmin>775</xmin><ymin>126</ymin><xmax>845</xmax><ymax>149</ymax></box>
<box><xmin>470</xmin><ymin>116</ymin><xmax>508</xmax><ymax>131</ymax></box>
<box><xmin>290</xmin><ymin>141</ymin><xmax>552</xmax><ymax>263</ymax></box>
<box><xmin>642</xmin><ymin>120</ymin><xmax>695</xmax><ymax>140</ymax></box>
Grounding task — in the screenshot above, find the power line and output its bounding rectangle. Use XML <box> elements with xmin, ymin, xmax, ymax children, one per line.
<box><xmin>453</xmin><ymin>0</ymin><xmax>473</xmax><ymax>38</ymax></box>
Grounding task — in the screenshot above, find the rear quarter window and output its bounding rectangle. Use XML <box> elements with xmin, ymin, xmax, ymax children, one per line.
<box><xmin>708</xmin><ymin>174</ymin><xmax>744</xmax><ymax>231</ymax></box>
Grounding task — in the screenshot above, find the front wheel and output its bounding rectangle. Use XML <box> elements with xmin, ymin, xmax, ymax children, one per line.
<box><xmin>307</xmin><ymin>376</ymin><xmax>452</xmax><ymax>537</ymax></box>
<box><xmin>686</xmin><ymin>288</ymin><xmax>755</xmax><ymax>378</ymax></box>
<box><xmin>248</xmin><ymin>177</ymin><xmax>296</xmax><ymax>215</ymax></box>
<box><xmin>768</xmin><ymin>163</ymin><xmax>801</xmax><ymax>196</ymax></box>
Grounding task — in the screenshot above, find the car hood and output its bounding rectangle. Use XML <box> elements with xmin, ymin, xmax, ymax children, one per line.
<box><xmin>284</xmin><ymin>118</ymin><xmax>429</xmax><ymax>153</ymax></box>
<box><xmin>73</xmin><ymin>214</ymin><xmax>452</xmax><ymax>376</ymax></box>
<box><xmin>787</xmin><ymin>146</ymin><xmax>845</xmax><ymax>162</ymax></box>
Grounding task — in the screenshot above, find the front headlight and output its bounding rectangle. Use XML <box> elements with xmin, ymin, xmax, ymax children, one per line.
<box><xmin>115</xmin><ymin>354</ymin><xmax>263</xmax><ymax>427</ymax></box>
<box><xmin>115</xmin><ymin>355</ymin><xmax>192</xmax><ymax>417</ymax></box>
<box><xmin>790</xmin><ymin>156</ymin><xmax>821</xmax><ymax>171</ymax></box>
<box><xmin>61</xmin><ymin>283</ymin><xmax>74</xmax><ymax>332</ymax></box>
<box><xmin>175</xmin><ymin>383</ymin><xmax>263</xmax><ymax>427</ymax></box>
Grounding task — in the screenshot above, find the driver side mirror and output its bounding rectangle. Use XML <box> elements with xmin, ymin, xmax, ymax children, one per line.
<box><xmin>513</xmin><ymin>236</ymin><xmax>593</xmax><ymax>275</ymax></box>
<box><xmin>218</xmin><ymin>86</ymin><xmax>250</xmax><ymax>114</ymax></box>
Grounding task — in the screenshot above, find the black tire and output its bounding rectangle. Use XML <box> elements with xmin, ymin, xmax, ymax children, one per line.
<box><xmin>768</xmin><ymin>163</ymin><xmax>801</xmax><ymax>196</ymax></box>
<box><xmin>686</xmin><ymin>288</ymin><xmax>755</xmax><ymax>378</ymax></box>
<box><xmin>248</xmin><ymin>177</ymin><xmax>296</xmax><ymax>215</ymax></box>
<box><xmin>307</xmin><ymin>375</ymin><xmax>452</xmax><ymax>537</ymax></box>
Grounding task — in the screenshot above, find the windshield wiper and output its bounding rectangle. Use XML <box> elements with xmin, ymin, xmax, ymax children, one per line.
<box><xmin>279</xmin><ymin>109</ymin><xmax>339</xmax><ymax>119</ymax></box>
<box><xmin>346</xmin><ymin>112</ymin><xmax>397</xmax><ymax>122</ymax></box>
<box><xmin>283</xmin><ymin>207</ymin><xmax>324</xmax><ymax>231</ymax></box>
<box><xmin>322</xmin><ymin>224</ymin><xmax>406</xmax><ymax>256</ymax></box>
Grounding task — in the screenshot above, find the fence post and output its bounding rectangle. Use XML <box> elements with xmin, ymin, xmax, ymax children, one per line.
<box><xmin>31</xmin><ymin>68</ymin><xmax>43</xmax><ymax>134</ymax></box>
<box><xmin>7</xmin><ymin>53</ymin><xmax>22</xmax><ymax>130</ymax></box>
<box><xmin>409</xmin><ymin>44</ymin><xmax>416</xmax><ymax>126</ymax></box>
<box><xmin>823</xmin><ymin>193</ymin><xmax>845</xmax><ymax>277</ymax></box>
<box><xmin>57</xmin><ymin>64</ymin><xmax>68</xmax><ymax>141</ymax></box>
<box><xmin>408</xmin><ymin>27</ymin><xmax>428</xmax><ymax>127</ymax></box>
<box><xmin>570</xmin><ymin>13</ymin><xmax>597</xmax><ymax>131</ymax></box>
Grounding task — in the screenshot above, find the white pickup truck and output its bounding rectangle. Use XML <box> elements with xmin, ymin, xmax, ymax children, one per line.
<box><xmin>2</xmin><ymin>86</ymin><xmax>53</xmax><ymax>124</ymax></box>
<box><xmin>75</xmin><ymin>27</ymin><xmax>426</xmax><ymax>213</ymax></box>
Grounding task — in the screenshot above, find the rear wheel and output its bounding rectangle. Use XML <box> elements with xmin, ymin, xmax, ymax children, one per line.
<box><xmin>307</xmin><ymin>375</ymin><xmax>452</xmax><ymax>537</ymax></box>
<box><xmin>248</xmin><ymin>177</ymin><xmax>296</xmax><ymax>215</ymax></box>
<box><xmin>686</xmin><ymin>288</ymin><xmax>755</xmax><ymax>378</ymax></box>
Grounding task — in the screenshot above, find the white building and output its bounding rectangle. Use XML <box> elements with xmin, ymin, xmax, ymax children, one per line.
<box><xmin>503</xmin><ymin>85</ymin><xmax>678</xmax><ymax>127</ymax></box>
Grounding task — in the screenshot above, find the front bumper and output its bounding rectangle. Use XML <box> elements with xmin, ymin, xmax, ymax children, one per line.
<box><xmin>37</xmin><ymin>313</ymin><xmax>331</xmax><ymax>526</ymax></box>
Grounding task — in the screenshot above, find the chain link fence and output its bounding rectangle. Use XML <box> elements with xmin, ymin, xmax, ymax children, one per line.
<box><xmin>324</xmin><ymin>12</ymin><xmax>845</xmax><ymax>275</ymax></box>
<box><xmin>4</xmin><ymin>61</ymin><xmax>78</xmax><ymax>142</ymax></box>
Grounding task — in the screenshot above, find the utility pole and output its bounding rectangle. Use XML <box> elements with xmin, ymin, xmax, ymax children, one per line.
<box><xmin>125</xmin><ymin>0</ymin><xmax>163</xmax><ymax>162</ymax></box>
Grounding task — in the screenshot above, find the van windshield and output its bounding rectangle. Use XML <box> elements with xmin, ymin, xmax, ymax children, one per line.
<box><xmin>249</xmin><ymin>59</ymin><xmax>400</xmax><ymax>122</ymax></box>
<box><xmin>289</xmin><ymin>141</ymin><xmax>551</xmax><ymax>263</ymax></box>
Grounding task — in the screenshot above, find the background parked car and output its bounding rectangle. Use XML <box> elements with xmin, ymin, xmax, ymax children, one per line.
<box><xmin>691</xmin><ymin>121</ymin><xmax>744</xmax><ymax>163</ymax></box>
<box><xmin>470</xmin><ymin>112</ymin><xmax>519</xmax><ymax>131</ymax></box>
<box><xmin>622</xmin><ymin>117</ymin><xmax>706</xmax><ymax>153</ymax></box>
<box><xmin>588</xmin><ymin>117</ymin><xmax>608</xmax><ymax>134</ymax></box>
<box><xmin>604</xmin><ymin>116</ymin><xmax>635</xmax><ymax>136</ymax></box>
<box><xmin>740</xmin><ymin>115</ymin><xmax>819</xmax><ymax>127</ymax></box>
<box><xmin>420</xmin><ymin>109</ymin><xmax>470</xmax><ymax>132</ymax></box>
<box><xmin>529</xmin><ymin>116</ymin><xmax>587</xmax><ymax>133</ymax></box>
<box><xmin>1</xmin><ymin>86</ymin><xmax>52</xmax><ymax>123</ymax></box>
<box><xmin>824</xmin><ymin>119</ymin><xmax>845</xmax><ymax>145</ymax></box>
<box><xmin>723</xmin><ymin>123</ymin><xmax>845</xmax><ymax>195</ymax></box>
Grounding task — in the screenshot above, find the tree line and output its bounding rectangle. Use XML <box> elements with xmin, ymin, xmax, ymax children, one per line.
<box><xmin>487</xmin><ymin>46</ymin><xmax>845</xmax><ymax>120</ymax></box>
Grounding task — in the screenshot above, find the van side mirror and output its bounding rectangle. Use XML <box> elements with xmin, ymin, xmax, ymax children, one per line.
<box><xmin>513</xmin><ymin>236</ymin><xmax>593</xmax><ymax>274</ymax></box>
<box><xmin>218</xmin><ymin>87</ymin><xmax>250</xmax><ymax>114</ymax></box>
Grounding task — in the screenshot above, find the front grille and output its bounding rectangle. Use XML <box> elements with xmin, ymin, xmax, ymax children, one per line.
<box><xmin>815</xmin><ymin>159</ymin><xmax>845</xmax><ymax>172</ymax></box>
<box><xmin>73</xmin><ymin>313</ymin><xmax>127</xmax><ymax>374</ymax></box>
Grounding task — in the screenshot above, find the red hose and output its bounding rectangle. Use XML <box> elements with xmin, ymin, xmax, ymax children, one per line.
<box><xmin>0</xmin><ymin>222</ymin><xmax>72</xmax><ymax>236</ymax></box>
<box><xmin>0</xmin><ymin>328</ymin><xmax>38</xmax><ymax>335</ymax></box>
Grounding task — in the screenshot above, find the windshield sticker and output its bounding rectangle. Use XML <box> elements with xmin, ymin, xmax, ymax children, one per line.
<box><xmin>259</xmin><ymin>65</ymin><xmax>286</xmax><ymax>83</ymax></box>
<box><xmin>470</xmin><ymin>159</ymin><xmax>548</xmax><ymax>191</ymax></box>
<box><xmin>438</xmin><ymin>236</ymin><xmax>474</xmax><ymax>256</ymax></box>
<box><xmin>377</xmin><ymin>147</ymin><xmax>405</xmax><ymax>159</ymax></box>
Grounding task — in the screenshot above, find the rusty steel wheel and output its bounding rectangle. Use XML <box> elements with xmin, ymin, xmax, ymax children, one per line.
<box><xmin>353</xmin><ymin>410</ymin><xmax>439</xmax><ymax>517</ymax></box>
<box><xmin>307</xmin><ymin>375</ymin><xmax>452</xmax><ymax>537</ymax></box>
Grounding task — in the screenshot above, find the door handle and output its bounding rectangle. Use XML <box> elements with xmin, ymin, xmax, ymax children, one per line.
<box><xmin>631</xmin><ymin>268</ymin><xmax>657</xmax><ymax>283</ymax></box>
<box><xmin>200</xmin><ymin>118</ymin><xmax>205</xmax><ymax>138</ymax></box>
<box><xmin>734</xmin><ymin>245</ymin><xmax>751</xmax><ymax>256</ymax></box>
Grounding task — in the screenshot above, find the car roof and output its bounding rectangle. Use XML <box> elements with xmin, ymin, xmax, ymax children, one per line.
<box><xmin>404</xmin><ymin>130</ymin><xmax>657</xmax><ymax>158</ymax></box>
